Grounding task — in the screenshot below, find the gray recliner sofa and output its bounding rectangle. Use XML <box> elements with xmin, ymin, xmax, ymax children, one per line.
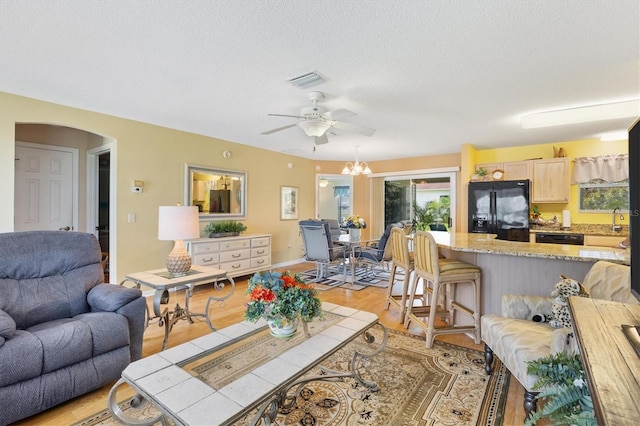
<box><xmin>0</xmin><ymin>231</ymin><xmax>146</xmax><ymax>425</ymax></box>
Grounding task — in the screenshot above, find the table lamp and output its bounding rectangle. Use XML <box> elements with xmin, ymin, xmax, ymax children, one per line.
<box><xmin>158</xmin><ymin>205</ymin><xmax>200</xmax><ymax>276</ymax></box>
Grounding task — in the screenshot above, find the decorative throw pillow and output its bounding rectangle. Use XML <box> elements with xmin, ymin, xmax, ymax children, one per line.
<box><xmin>548</xmin><ymin>276</ymin><xmax>590</xmax><ymax>329</ymax></box>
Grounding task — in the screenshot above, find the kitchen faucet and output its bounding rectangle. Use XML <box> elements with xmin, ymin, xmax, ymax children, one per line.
<box><xmin>612</xmin><ymin>207</ymin><xmax>623</xmax><ymax>232</ymax></box>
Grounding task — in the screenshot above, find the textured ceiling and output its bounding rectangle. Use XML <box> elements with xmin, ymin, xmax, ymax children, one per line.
<box><xmin>1</xmin><ymin>0</ymin><xmax>638</xmax><ymax>161</ymax></box>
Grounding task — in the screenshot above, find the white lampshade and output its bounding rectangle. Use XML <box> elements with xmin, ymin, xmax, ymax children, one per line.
<box><xmin>158</xmin><ymin>206</ymin><xmax>199</xmax><ymax>276</ymax></box>
<box><xmin>298</xmin><ymin>119</ymin><xmax>331</xmax><ymax>137</ymax></box>
<box><xmin>158</xmin><ymin>206</ymin><xmax>200</xmax><ymax>241</ymax></box>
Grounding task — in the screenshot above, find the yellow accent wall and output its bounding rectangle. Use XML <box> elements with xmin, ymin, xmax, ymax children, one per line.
<box><xmin>470</xmin><ymin>139</ymin><xmax>629</xmax><ymax>225</ymax></box>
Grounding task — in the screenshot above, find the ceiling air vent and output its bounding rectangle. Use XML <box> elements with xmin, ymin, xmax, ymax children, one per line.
<box><xmin>286</xmin><ymin>70</ymin><xmax>326</xmax><ymax>88</ymax></box>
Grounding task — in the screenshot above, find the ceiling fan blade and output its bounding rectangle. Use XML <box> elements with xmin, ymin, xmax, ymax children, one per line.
<box><xmin>331</xmin><ymin>120</ymin><xmax>376</xmax><ymax>137</ymax></box>
<box><xmin>268</xmin><ymin>113</ymin><xmax>305</xmax><ymax>119</ymax></box>
<box><xmin>324</xmin><ymin>108</ymin><xmax>356</xmax><ymax>121</ymax></box>
<box><xmin>314</xmin><ymin>134</ymin><xmax>329</xmax><ymax>145</ymax></box>
<box><xmin>261</xmin><ymin>123</ymin><xmax>298</xmax><ymax>135</ymax></box>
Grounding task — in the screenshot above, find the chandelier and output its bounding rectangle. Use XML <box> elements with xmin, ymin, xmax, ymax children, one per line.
<box><xmin>341</xmin><ymin>147</ymin><xmax>372</xmax><ymax>175</ymax></box>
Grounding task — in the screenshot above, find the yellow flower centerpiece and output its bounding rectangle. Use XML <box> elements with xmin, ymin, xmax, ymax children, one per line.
<box><xmin>245</xmin><ymin>270</ymin><xmax>322</xmax><ymax>337</ymax></box>
<box><xmin>343</xmin><ymin>214</ymin><xmax>367</xmax><ymax>229</ymax></box>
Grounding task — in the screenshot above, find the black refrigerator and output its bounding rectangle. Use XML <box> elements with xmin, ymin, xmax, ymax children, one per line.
<box><xmin>468</xmin><ymin>180</ymin><xmax>530</xmax><ymax>242</ymax></box>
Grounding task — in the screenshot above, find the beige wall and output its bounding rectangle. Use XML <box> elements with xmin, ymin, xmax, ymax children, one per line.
<box><xmin>1</xmin><ymin>92</ymin><xmax>317</xmax><ymax>282</ymax></box>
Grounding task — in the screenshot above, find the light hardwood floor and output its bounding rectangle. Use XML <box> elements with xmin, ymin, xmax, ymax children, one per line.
<box><xmin>14</xmin><ymin>263</ymin><xmax>528</xmax><ymax>425</ymax></box>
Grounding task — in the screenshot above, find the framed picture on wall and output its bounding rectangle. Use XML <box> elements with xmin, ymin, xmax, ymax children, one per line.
<box><xmin>280</xmin><ymin>186</ymin><xmax>299</xmax><ymax>220</ymax></box>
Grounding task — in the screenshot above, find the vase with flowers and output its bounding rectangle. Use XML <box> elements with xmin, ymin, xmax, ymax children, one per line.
<box><xmin>245</xmin><ymin>270</ymin><xmax>323</xmax><ymax>337</ymax></box>
<box><xmin>343</xmin><ymin>214</ymin><xmax>367</xmax><ymax>240</ymax></box>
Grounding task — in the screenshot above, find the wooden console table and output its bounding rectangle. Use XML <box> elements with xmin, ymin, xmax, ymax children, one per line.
<box><xmin>568</xmin><ymin>296</ymin><xmax>640</xmax><ymax>425</ymax></box>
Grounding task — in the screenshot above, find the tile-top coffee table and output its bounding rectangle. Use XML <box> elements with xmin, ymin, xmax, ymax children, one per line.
<box><xmin>108</xmin><ymin>303</ymin><xmax>387</xmax><ymax>425</ymax></box>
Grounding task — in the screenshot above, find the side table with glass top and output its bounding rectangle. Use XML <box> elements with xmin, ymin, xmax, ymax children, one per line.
<box><xmin>121</xmin><ymin>264</ymin><xmax>234</xmax><ymax>350</ymax></box>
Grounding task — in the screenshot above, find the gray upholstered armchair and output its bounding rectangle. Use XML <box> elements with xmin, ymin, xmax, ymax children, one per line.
<box><xmin>0</xmin><ymin>231</ymin><xmax>146</xmax><ymax>425</ymax></box>
<box><xmin>481</xmin><ymin>260</ymin><xmax>637</xmax><ymax>418</ymax></box>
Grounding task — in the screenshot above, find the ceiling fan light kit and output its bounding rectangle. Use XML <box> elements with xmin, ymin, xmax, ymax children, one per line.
<box><xmin>298</xmin><ymin>119</ymin><xmax>332</xmax><ymax>137</ymax></box>
<box><xmin>261</xmin><ymin>91</ymin><xmax>376</xmax><ymax>144</ymax></box>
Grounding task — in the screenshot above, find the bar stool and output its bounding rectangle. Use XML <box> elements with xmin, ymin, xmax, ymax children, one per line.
<box><xmin>405</xmin><ymin>231</ymin><xmax>481</xmax><ymax>348</ymax></box>
<box><xmin>385</xmin><ymin>227</ymin><xmax>417</xmax><ymax>324</ymax></box>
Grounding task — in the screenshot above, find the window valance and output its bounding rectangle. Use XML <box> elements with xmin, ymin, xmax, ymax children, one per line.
<box><xmin>572</xmin><ymin>154</ymin><xmax>628</xmax><ymax>184</ymax></box>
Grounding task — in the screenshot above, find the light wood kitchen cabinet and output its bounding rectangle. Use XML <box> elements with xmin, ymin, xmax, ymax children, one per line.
<box><xmin>532</xmin><ymin>158</ymin><xmax>571</xmax><ymax>203</ymax></box>
<box><xmin>474</xmin><ymin>161</ymin><xmax>531</xmax><ymax>181</ymax></box>
<box><xmin>503</xmin><ymin>161</ymin><xmax>532</xmax><ymax>181</ymax></box>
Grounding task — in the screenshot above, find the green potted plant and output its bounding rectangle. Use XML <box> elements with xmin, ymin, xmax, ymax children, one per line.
<box><xmin>204</xmin><ymin>220</ymin><xmax>247</xmax><ymax>238</ymax></box>
<box><xmin>472</xmin><ymin>167</ymin><xmax>488</xmax><ymax>181</ymax></box>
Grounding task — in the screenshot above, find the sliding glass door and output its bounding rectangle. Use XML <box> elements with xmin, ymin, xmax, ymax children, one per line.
<box><xmin>384</xmin><ymin>174</ymin><xmax>454</xmax><ymax>231</ymax></box>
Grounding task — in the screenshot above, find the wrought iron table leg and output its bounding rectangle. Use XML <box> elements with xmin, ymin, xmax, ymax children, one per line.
<box><xmin>108</xmin><ymin>378</ymin><xmax>168</xmax><ymax>426</ymax></box>
<box><xmin>205</xmin><ymin>276</ymin><xmax>235</xmax><ymax>330</ymax></box>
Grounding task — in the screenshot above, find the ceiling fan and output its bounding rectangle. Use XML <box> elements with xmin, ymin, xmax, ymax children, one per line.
<box><xmin>261</xmin><ymin>91</ymin><xmax>375</xmax><ymax>145</ymax></box>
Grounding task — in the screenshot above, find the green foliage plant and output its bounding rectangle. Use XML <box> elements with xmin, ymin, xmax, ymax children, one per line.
<box><xmin>413</xmin><ymin>197</ymin><xmax>450</xmax><ymax>231</ymax></box>
<box><xmin>525</xmin><ymin>352</ymin><xmax>596</xmax><ymax>426</ymax></box>
<box><xmin>204</xmin><ymin>220</ymin><xmax>247</xmax><ymax>235</ymax></box>
<box><xmin>475</xmin><ymin>167</ymin><xmax>488</xmax><ymax>177</ymax></box>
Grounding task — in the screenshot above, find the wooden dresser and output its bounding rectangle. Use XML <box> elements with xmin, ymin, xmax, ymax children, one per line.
<box><xmin>568</xmin><ymin>297</ymin><xmax>640</xmax><ymax>425</ymax></box>
<box><xmin>186</xmin><ymin>234</ymin><xmax>271</xmax><ymax>278</ymax></box>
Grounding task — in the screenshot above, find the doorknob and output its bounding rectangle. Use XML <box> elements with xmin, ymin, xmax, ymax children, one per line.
<box><xmin>59</xmin><ymin>226</ymin><xmax>71</xmax><ymax>231</ymax></box>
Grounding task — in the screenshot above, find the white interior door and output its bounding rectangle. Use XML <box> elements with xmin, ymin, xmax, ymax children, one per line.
<box><xmin>14</xmin><ymin>142</ymin><xmax>77</xmax><ymax>231</ymax></box>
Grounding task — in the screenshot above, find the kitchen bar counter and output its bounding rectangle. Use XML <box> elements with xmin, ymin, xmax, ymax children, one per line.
<box><xmin>429</xmin><ymin>232</ymin><xmax>630</xmax><ymax>265</ymax></box>
<box><xmin>428</xmin><ymin>232</ymin><xmax>630</xmax><ymax>315</ymax></box>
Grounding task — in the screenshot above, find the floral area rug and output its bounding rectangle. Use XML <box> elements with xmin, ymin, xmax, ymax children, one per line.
<box><xmin>73</xmin><ymin>329</ymin><xmax>509</xmax><ymax>426</ymax></box>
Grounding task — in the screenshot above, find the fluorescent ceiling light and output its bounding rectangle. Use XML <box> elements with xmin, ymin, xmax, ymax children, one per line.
<box><xmin>521</xmin><ymin>100</ymin><xmax>640</xmax><ymax>129</ymax></box>
<box><xmin>600</xmin><ymin>131</ymin><xmax>628</xmax><ymax>141</ymax></box>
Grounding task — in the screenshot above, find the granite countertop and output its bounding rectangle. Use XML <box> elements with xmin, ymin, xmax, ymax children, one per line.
<box><xmin>529</xmin><ymin>223</ymin><xmax>629</xmax><ymax>236</ymax></box>
<box><xmin>430</xmin><ymin>232</ymin><xmax>630</xmax><ymax>265</ymax></box>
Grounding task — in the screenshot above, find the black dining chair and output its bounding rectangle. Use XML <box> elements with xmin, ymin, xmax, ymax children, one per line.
<box><xmin>352</xmin><ymin>223</ymin><xmax>401</xmax><ymax>278</ymax></box>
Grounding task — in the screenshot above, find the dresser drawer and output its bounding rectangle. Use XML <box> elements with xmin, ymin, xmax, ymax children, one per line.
<box><xmin>251</xmin><ymin>247</ymin><xmax>269</xmax><ymax>257</ymax></box>
<box><xmin>193</xmin><ymin>253</ymin><xmax>219</xmax><ymax>266</ymax></box>
<box><xmin>220</xmin><ymin>259</ymin><xmax>251</xmax><ymax>273</ymax></box>
<box><xmin>251</xmin><ymin>256</ymin><xmax>270</xmax><ymax>269</ymax></box>
<box><xmin>251</xmin><ymin>237</ymin><xmax>270</xmax><ymax>248</ymax></box>
<box><xmin>220</xmin><ymin>249</ymin><xmax>250</xmax><ymax>263</ymax></box>
<box><xmin>192</xmin><ymin>242</ymin><xmax>219</xmax><ymax>254</ymax></box>
<box><xmin>220</xmin><ymin>240</ymin><xmax>250</xmax><ymax>251</ymax></box>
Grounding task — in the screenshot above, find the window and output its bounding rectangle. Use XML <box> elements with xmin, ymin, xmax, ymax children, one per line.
<box><xmin>579</xmin><ymin>179</ymin><xmax>629</xmax><ymax>212</ymax></box>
